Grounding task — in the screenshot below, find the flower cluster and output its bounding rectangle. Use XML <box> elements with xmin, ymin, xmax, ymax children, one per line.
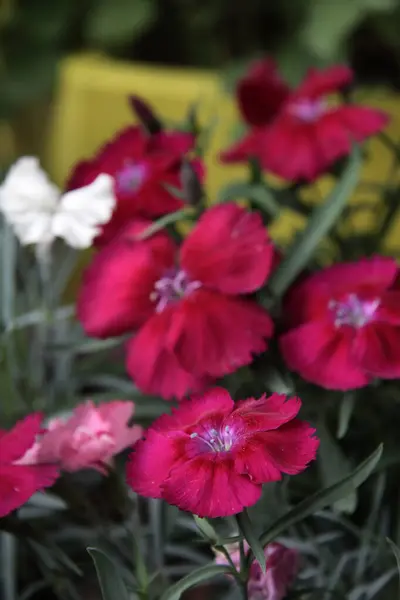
<box><xmin>0</xmin><ymin>57</ymin><xmax>394</xmax><ymax>600</ymax></box>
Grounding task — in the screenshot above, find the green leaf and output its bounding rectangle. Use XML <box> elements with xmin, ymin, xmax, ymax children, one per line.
<box><xmin>258</xmin><ymin>444</ymin><xmax>382</xmax><ymax>551</ymax></box>
<box><xmin>218</xmin><ymin>182</ymin><xmax>280</xmax><ymax>217</ymax></box>
<box><xmin>87</xmin><ymin>547</ymin><xmax>130</xmax><ymax>600</ymax></box>
<box><xmin>387</xmin><ymin>538</ymin><xmax>400</xmax><ymax>592</ymax></box>
<box><xmin>159</xmin><ymin>564</ymin><xmax>234</xmax><ymax>600</ymax></box>
<box><xmin>236</xmin><ymin>510</ymin><xmax>266</xmax><ymax>574</ymax></box>
<box><xmin>302</xmin><ymin>0</ymin><xmax>396</xmax><ymax>59</ymax></box>
<box><xmin>193</xmin><ymin>516</ymin><xmax>218</xmax><ymax>542</ymax></box>
<box><xmin>337</xmin><ymin>392</ymin><xmax>356</xmax><ymax>439</ymax></box>
<box><xmin>268</xmin><ymin>146</ymin><xmax>361</xmax><ymax>298</ymax></box>
<box><xmin>86</xmin><ymin>0</ymin><xmax>156</xmax><ymax>47</ymax></box>
<box><xmin>318</xmin><ymin>420</ymin><xmax>357</xmax><ymax>514</ymax></box>
<box><xmin>136</xmin><ymin>208</ymin><xmax>194</xmax><ymax>240</ymax></box>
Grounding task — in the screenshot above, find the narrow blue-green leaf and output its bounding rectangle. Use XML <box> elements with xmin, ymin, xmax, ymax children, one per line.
<box><xmin>137</xmin><ymin>208</ymin><xmax>193</xmax><ymax>239</ymax></box>
<box><xmin>318</xmin><ymin>420</ymin><xmax>357</xmax><ymax>514</ymax></box>
<box><xmin>337</xmin><ymin>392</ymin><xmax>356</xmax><ymax>439</ymax></box>
<box><xmin>193</xmin><ymin>515</ymin><xmax>218</xmax><ymax>542</ymax></box>
<box><xmin>387</xmin><ymin>538</ymin><xmax>400</xmax><ymax>598</ymax></box>
<box><xmin>218</xmin><ymin>181</ymin><xmax>280</xmax><ymax>216</ymax></box>
<box><xmin>87</xmin><ymin>547</ymin><xmax>130</xmax><ymax>600</ymax></box>
<box><xmin>160</xmin><ymin>564</ymin><xmax>234</xmax><ymax>600</ymax></box>
<box><xmin>0</xmin><ymin>533</ymin><xmax>17</xmax><ymax>600</ymax></box>
<box><xmin>268</xmin><ymin>146</ymin><xmax>361</xmax><ymax>297</ymax></box>
<box><xmin>258</xmin><ymin>444</ymin><xmax>382</xmax><ymax>550</ymax></box>
<box><xmin>236</xmin><ymin>510</ymin><xmax>266</xmax><ymax>574</ymax></box>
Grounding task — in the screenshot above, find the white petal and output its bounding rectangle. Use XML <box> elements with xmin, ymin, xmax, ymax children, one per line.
<box><xmin>53</xmin><ymin>174</ymin><xmax>116</xmax><ymax>248</ymax></box>
<box><xmin>51</xmin><ymin>213</ymin><xmax>100</xmax><ymax>249</ymax></box>
<box><xmin>59</xmin><ymin>174</ymin><xmax>116</xmax><ymax>225</ymax></box>
<box><xmin>0</xmin><ymin>157</ymin><xmax>59</xmax><ymax>218</ymax></box>
<box><xmin>12</xmin><ymin>212</ymin><xmax>54</xmax><ymax>246</ymax></box>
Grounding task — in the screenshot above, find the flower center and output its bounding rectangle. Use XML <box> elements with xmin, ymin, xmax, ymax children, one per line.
<box><xmin>329</xmin><ymin>293</ymin><xmax>380</xmax><ymax>328</ymax></box>
<box><xmin>190</xmin><ymin>425</ymin><xmax>235</xmax><ymax>453</ymax></box>
<box><xmin>116</xmin><ymin>163</ymin><xmax>148</xmax><ymax>193</ymax></box>
<box><xmin>288</xmin><ymin>98</ymin><xmax>327</xmax><ymax>122</ymax></box>
<box><xmin>151</xmin><ymin>268</ymin><xmax>201</xmax><ymax>313</ymax></box>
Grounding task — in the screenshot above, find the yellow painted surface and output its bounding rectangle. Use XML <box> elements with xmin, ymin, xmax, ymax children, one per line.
<box><xmin>46</xmin><ymin>53</ymin><xmax>400</xmax><ymax>250</ymax></box>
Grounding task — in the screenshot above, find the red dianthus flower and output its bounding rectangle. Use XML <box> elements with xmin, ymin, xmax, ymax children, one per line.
<box><xmin>67</xmin><ymin>126</ymin><xmax>203</xmax><ymax>245</ymax></box>
<box><xmin>280</xmin><ymin>256</ymin><xmax>400</xmax><ymax>389</ymax></box>
<box><xmin>78</xmin><ymin>203</ymin><xmax>274</xmax><ymax>400</ymax></box>
<box><xmin>127</xmin><ymin>388</ymin><xmax>319</xmax><ymax>517</ymax></box>
<box><xmin>221</xmin><ymin>60</ymin><xmax>388</xmax><ymax>182</ymax></box>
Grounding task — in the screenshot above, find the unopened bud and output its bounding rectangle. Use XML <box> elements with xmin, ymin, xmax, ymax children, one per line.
<box><xmin>180</xmin><ymin>159</ymin><xmax>203</xmax><ymax>207</ymax></box>
<box><xmin>129</xmin><ymin>95</ymin><xmax>163</xmax><ymax>135</ymax></box>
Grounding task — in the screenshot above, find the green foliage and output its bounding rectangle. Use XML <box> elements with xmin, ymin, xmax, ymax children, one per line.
<box><xmin>88</xmin><ymin>548</ymin><xmax>132</xmax><ymax>600</ymax></box>
<box><xmin>85</xmin><ymin>0</ymin><xmax>156</xmax><ymax>48</ymax></box>
<box><xmin>268</xmin><ymin>146</ymin><xmax>362</xmax><ymax>298</ymax></box>
<box><xmin>301</xmin><ymin>0</ymin><xmax>397</xmax><ymax>60</ymax></box>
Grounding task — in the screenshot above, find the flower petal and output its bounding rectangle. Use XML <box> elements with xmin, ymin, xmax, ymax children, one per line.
<box><xmin>162</xmin><ymin>456</ymin><xmax>261</xmax><ymax>517</ymax></box>
<box><xmin>237</xmin><ymin>59</ymin><xmax>290</xmax><ymax>127</ymax></box>
<box><xmin>127</xmin><ymin>430</ymin><xmax>181</xmax><ymax>498</ymax></box>
<box><xmin>295</xmin><ymin>65</ymin><xmax>353</xmax><ymax>99</ymax></box>
<box><xmin>126</xmin><ymin>310</ymin><xmax>211</xmax><ymax>400</ymax></box>
<box><xmin>337</xmin><ymin>105</ymin><xmax>389</xmax><ymax>141</ymax></box>
<box><xmin>167</xmin><ymin>290</ymin><xmax>274</xmax><ymax>377</ymax></box>
<box><xmin>0</xmin><ymin>414</ymin><xmax>43</xmax><ymax>463</ymax></box>
<box><xmin>352</xmin><ymin>323</ymin><xmax>400</xmax><ymax>379</ymax></box>
<box><xmin>280</xmin><ymin>320</ymin><xmax>370</xmax><ymax>390</ymax></box>
<box><xmin>154</xmin><ymin>388</ymin><xmax>234</xmax><ymax>433</ymax></box>
<box><xmin>78</xmin><ymin>222</ymin><xmax>175</xmax><ymax>337</ymax></box>
<box><xmin>220</xmin><ymin>130</ymin><xmax>265</xmax><ymax>164</ymax></box>
<box><xmin>54</xmin><ymin>174</ymin><xmax>116</xmax><ymax>248</ymax></box>
<box><xmin>0</xmin><ymin>464</ymin><xmax>59</xmax><ymax>517</ymax></box>
<box><xmin>235</xmin><ymin>421</ymin><xmax>319</xmax><ymax>483</ymax></box>
<box><xmin>97</xmin><ymin>401</ymin><xmax>143</xmax><ymax>453</ymax></box>
<box><xmin>230</xmin><ymin>393</ymin><xmax>301</xmax><ymax>433</ymax></box>
<box><xmin>181</xmin><ymin>203</ymin><xmax>273</xmax><ymax>293</ymax></box>
<box><xmin>0</xmin><ymin>156</ymin><xmax>59</xmax><ymax>215</ymax></box>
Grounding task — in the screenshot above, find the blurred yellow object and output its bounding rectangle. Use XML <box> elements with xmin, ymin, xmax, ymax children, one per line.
<box><xmin>46</xmin><ymin>53</ymin><xmax>400</xmax><ymax>252</ymax></box>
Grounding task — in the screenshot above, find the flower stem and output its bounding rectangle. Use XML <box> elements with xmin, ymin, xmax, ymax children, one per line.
<box><xmin>35</xmin><ymin>242</ymin><xmax>55</xmax><ymax>409</ymax></box>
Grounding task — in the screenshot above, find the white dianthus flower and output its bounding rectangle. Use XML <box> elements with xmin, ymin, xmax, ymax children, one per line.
<box><xmin>0</xmin><ymin>157</ymin><xmax>116</xmax><ymax>249</ymax></box>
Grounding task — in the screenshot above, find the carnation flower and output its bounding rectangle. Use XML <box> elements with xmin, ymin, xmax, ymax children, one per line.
<box><xmin>0</xmin><ymin>414</ymin><xmax>59</xmax><ymax>517</ymax></box>
<box><xmin>37</xmin><ymin>400</ymin><xmax>142</xmax><ymax>473</ymax></box>
<box><xmin>78</xmin><ymin>203</ymin><xmax>274</xmax><ymax>399</ymax></box>
<box><xmin>0</xmin><ymin>157</ymin><xmax>115</xmax><ymax>248</ymax></box>
<box><xmin>67</xmin><ymin>126</ymin><xmax>204</xmax><ymax>245</ymax></box>
<box><xmin>127</xmin><ymin>388</ymin><xmax>319</xmax><ymax>517</ymax></box>
<box><xmin>221</xmin><ymin>61</ymin><xmax>388</xmax><ymax>182</ymax></box>
<box><xmin>280</xmin><ymin>256</ymin><xmax>400</xmax><ymax>389</ymax></box>
<box><xmin>215</xmin><ymin>541</ymin><xmax>299</xmax><ymax>600</ymax></box>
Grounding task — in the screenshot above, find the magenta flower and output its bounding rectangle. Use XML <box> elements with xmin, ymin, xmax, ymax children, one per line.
<box><xmin>78</xmin><ymin>204</ymin><xmax>275</xmax><ymax>400</ymax></box>
<box><xmin>38</xmin><ymin>400</ymin><xmax>142</xmax><ymax>473</ymax></box>
<box><xmin>127</xmin><ymin>388</ymin><xmax>319</xmax><ymax>518</ymax></box>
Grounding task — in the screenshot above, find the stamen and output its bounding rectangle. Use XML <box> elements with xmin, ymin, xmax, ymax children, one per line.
<box><xmin>330</xmin><ymin>293</ymin><xmax>380</xmax><ymax>328</ymax></box>
<box><xmin>151</xmin><ymin>268</ymin><xmax>201</xmax><ymax>313</ymax></box>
